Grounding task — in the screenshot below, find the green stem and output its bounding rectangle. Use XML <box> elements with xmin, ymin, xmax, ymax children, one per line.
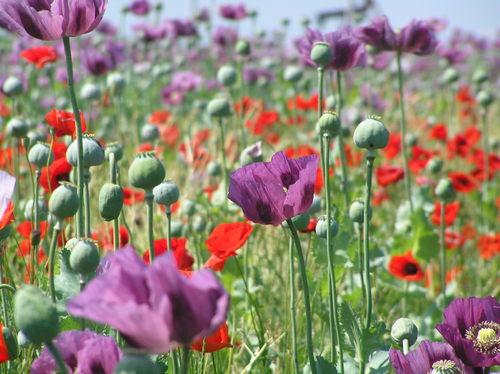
<box><xmin>109</xmin><ymin>153</ymin><xmax>120</xmax><ymax>251</ymax></box>
<box><xmin>439</xmin><ymin>200</ymin><xmax>446</xmax><ymax>310</ymax></box>
<box><xmin>46</xmin><ymin>341</ymin><xmax>68</xmax><ymax>374</ymax></box>
<box><xmin>0</xmin><ymin>284</ymin><xmax>16</xmax><ymax>295</ymax></box>
<box><xmin>181</xmin><ymin>347</ymin><xmax>190</xmax><ymax>374</ymax></box>
<box><xmin>324</xmin><ymin>134</ymin><xmax>344</xmax><ymax>373</ymax></box>
<box><xmin>363</xmin><ymin>152</ymin><xmax>375</xmax><ymax>330</ymax></box>
<box><xmin>84</xmin><ymin>171</ymin><xmax>91</xmax><ymax>238</ymax></box>
<box><xmin>48</xmin><ymin>221</ymin><xmax>62</xmax><ymax>303</ymax></box>
<box><xmin>146</xmin><ymin>191</ymin><xmax>155</xmax><ymax>262</ymax></box>
<box><xmin>336</xmin><ymin>71</ymin><xmax>350</xmax><ymax>211</ymax></box>
<box><xmin>356</xmin><ymin>224</ymin><xmax>366</xmax><ymax>307</ymax></box>
<box><xmin>218</xmin><ymin>119</ymin><xmax>229</xmax><ymax>207</ymax></box>
<box><xmin>172</xmin><ymin>350</ymin><xmax>180</xmax><ymax>374</ymax></box>
<box><xmin>0</xmin><ymin>262</ymin><xmax>9</xmax><ymax>326</ymax></box>
<box><xmin>288</xmin><ymin>238</ymin><xmax>300</xmax><ymax>374</ymax></box>
<box><xmin>237</xmin><ymin>59</ymin><xmax>247</xmax><ymax>148</ymax></box>
<box><xmin>480</xmin><ymin>108</ymin><xmax>490</xmax><ymax>232</ymax></box>
<box><xmin>402</xmin><ymin>339</ymin><xmax>409</xmax><ymax>355</ymax></box>
<box><xmin>286</xmin><ymin>219</ymin><xmax>316</xmax><ymax>374</ymax></box>
<box><xmin>317</xmin><ymin>67</ymin><xmax>324</xmax><ymax>119</ymax></box>
<box><xmin>32</xmin><ymin>170</ymin><xmax>41</xmax><ymax>284</ymax></box>
<box><xmin>166</xmin><ymin>209</ymin><xmax>172</xmax><ymax>250</ymax></box>
<box><xmin>62</xmin><ymin>36</ymin><xmax>85</xmax><ymax>238</ymax></box>
<box><xmin>396</xmin><ymin>51</ymin><xmax>414</xmax><ymax>214</ymax></box>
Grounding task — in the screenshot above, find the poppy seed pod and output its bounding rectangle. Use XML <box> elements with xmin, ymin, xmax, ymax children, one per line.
<box><xmin>66</xmin><ymin>134</ymin><xmax>105</xmax><ymax>168</ymax></box>
<box><xmin>405</xmin><ymin>133</ymin><xmax>418</xmax><ymax>147</ymax></box>
<box><xmin>325</xmin><ymin>95</ymin><xmax>337</xmax><ymax>110</ymax></box>
<box><xmin>181</xmin><ymin>199</ymin><xmax>196</xmax><ymax>217</ymax></box>
<box><xmin>349</xmin><ymin>200</ymin><xmax>371</xmax><ymax>223</ymax></box>
<box><xmin>14</xmin><ymin>286</ymin><xmax>59</xmax><ymax>345</ymax></box>
<box><xmin>141</xmin><ymin>124</ymin><xmax>160</xmax><ymax>142</ymax></box>
<box><xmin>317</xmin><ymin>111</ymin><xmax>340</xmax><ymax>137</ymax></box>
<box><xmin>48</xmin><ymin>182</ymin><xmax>79</xmax><ymax>219</ymax></box>
<box><xmin>426</xmin><ymin>158</ymin><xmax>443</xmax><ymax>174</ymax></box>
<box><xmin>99</xmin><ymin>183</ymin><xmax>123</xmax><ymax>221</ymax></box>
<box><xmin>353</xmin><ymin>116</ymin><xmax>390</xmax><ymax>150</ymax></box>
<box><xmin>440</xmin><ymin>67</ymin><xmax>459</xmax><ymax>86</ymax></box>
<box><xmin>2</xmin><ymin>76</ymin><xmax>23</xmax><ymax>96</ymax></box>
<box><xmin>207</xmin><ymin>161</ymin><xmax>222</xmax><ymax>177</ymax></box>
<box><xmin>310</xmin><ymin>42</ymin><xmax>332</xmax><ymax>68</ymax></box>
<box><xmin>435</xmin><ymin>178</ymin><xmax>456</xmax><ymax>202</ymax></box>
<box><xmin>107</xmin><ymin>72</ymin><xmax>126</xmax><ymax>95</ymax></box>
<box><xmin>105</xmin><ymin>142</ymin><xmax>124</xmax><ymax>162</ymax></box>
<box><xmin>28</xmin><ymin>143</ymin><xmax>54</xmax><ymax>169</ymax></box>
<box><xmin>6</xmin><ymin>117</ymin><xmax>29</xmax><ymax>138</ymax></box>
<box><xmin>193</xmin><ymin>216</ymin><xmax>206</xmax><ymax>233</ymax></box>
<box><xmin>315</xmin><ymin>215</ymin><xmax>339</xmax><ymax>239</ymax></box>
<box><xmin>24</xmin><ymin>199</ymin><xmax>48</xmax><ymax>221</ymax></box>
<box><xmin>283</xmin><ymin>66</ymin><xmax>303</xmax><ymax>83</ymax></box>
<box><xmin>2</xmin><ymin>327</ymin><xmax>18</xmax><ymax>360</ymax></box>
<box><xmin>80</xmin><ymin>82</ymin><xmax>102</xmax><ymax>102</ymax></box>
<box><xmin>235</xmin><ymin>40</ymin><xmax>251</xmax><ymax>56</ymax></box>
<box><xmin>114</xmin><ymin>354</ymin><xmax>161</xmax><ymax>374</ymax></box>
<box><xmin>476</xmin><ymin>91</ymin><xmax>493</xmax><ymax>108</ymax></box>
<box><xmin>472</xmin><ymin>68</ymin><xmax>488</xmax><ymax>85</ymax></box>
<box><xmin>27</xmin><ymin>130</ymin><xmax>46</xmax><ymax>145</ymax></box>
<box><xmin>153</xmin><ymin>180</ymin><xmax>179</xmax><ymax>206</ymax></box>
<box><xmin>391</xmin><ymin>318</ymin><xmax>418</xmax><ymax>347</ymax></box>
<box><xmin>217</xmin><ymin>65</ymin><xmax>238</xmax><ymax>87</ymax></box>
<box><xmin>170</xmin><ymin>220</ymin><xmax>184</xmax><ymax>237</ymax></box>
<box><xmin>308</xmin><ymin>195</ymin><xmax>322</xmax><ymax>215</ymax></box>
<box><xmin>207</xmin><ymin>98</ymin><xmax>231</xmax><ymax>118</ymax></box>
<box><xmin>69</xmin><ymin>239</ymin><xmax>101</xmax><ymax>275</ymax></box>
<box><xmin>128</xmin><ymin>152</ymin><xmax>165</xmax><ymax>190</ymax></box>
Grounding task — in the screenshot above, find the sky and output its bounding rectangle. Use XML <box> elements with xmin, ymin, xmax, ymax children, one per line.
<box><xmin>105</xmin><ymin>0</ymin><xmax>499</xmax><ymax>40</ymax></box>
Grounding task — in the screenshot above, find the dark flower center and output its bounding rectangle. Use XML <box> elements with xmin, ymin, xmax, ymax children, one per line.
<box><xmin>91</xmin><ymin>363</ymin><xmax>106</xmax><ymax>374</ymax></box>
<box><xmin>256</xmin><ymin>201</ymin><xmax>273</xmax><ymax>224</ymax></box>
<box><xmin>403</xmin><ymin>262</ymin><xmax>418</xmax><ymax>275</ymax></box>
<box><xmin>465</xmin><ymin>321</ymin><xmax>499</xmax><ymax>355</ymax></box>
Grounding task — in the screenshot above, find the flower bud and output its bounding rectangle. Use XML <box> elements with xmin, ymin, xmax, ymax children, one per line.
<box><xmin>476</xmin><ymin>91</ymin><xmax>493</xmax><ymax>108</ymax></box>
<box><xmin>69</xmin><ymin>239</ymin><xmax>100</xmax><ymax>275</ymax></box>
<box><xmin>310</xmin><ymin>42</ymin><xmax>332</xmax><ymax>67</ymax></box>
<box><xmin>48</xmin><ymin>182</ymin><xmax>79</xmax><ymax>219</ymax></box>
<box><xmin>283</xmin><ymin>66</ymin><xmax>303</xmax><ymax>84</ymax></box>
<box><xmin>114</xmin><ymin>354</ymin><xmax>161</xmax><ymax>374</ymax></box>
<box><xmin>141</xmin><ymin>124</ymin><xmax>160</xmax><ymax>142</ymax></box>
<box><xmin>128</xmin><ymin>152</ymin><xmax>165</xmax><ymax>190</ymax></box>
<box><xmin>239</xmin><ymin>141</ymin><xmax>263</xmax><ymax>166</ymax></box>
<box><xmin>14</xmin><ymin>286</ymin><xmax>59</xmax><ymax>344</ymax></box>
<box><xmin>472</xmin><ymin>68</ymin><xmax>488</xmax><ymax>85</ymax></box>
<box><xmin>80</xmin><ymin>82</ymin><xmax>102</xmax><ymax>101</ymax></box>
<box><xmin>435</xmin><ymin>178</ymin><xmax>456</xmax><ymax>202</ymax></box>
<box><xmin>28</xmin><ymin>142</ymin><xmax>53</xmax><ymax>169</ymax></box>
<box><xmin>426</xmin><ymin>158</ymin><xmax>443</xmax><ymax>174</ymax></box>
<box><xmin>217</xmin><ymin>65</ymin><xmax>237</xmax><ymax>87</ymax></box>
<box><xmin>353</xmin><ymin>116</ymin><xmax>390</xmax><ymax>150</ymax></box>
<box><xmin>2</xmin><ymin>76</ymin><xmax>23</xmax><ymax>96</ymax></box>
<box><xmin>181</xmin><ymin>200</ymin><xmax>196</xmax><ymax>217</ymax></box>
<box><xmin>235</xmin><ymin>40</ymin><xmax>251</xmax><ymax>56</ymax></box>
<box><xmin>105</xmin><ymin>142</ymin><xmax>124</xmax><ymax>162</ymax></box>
<box><xmin>317</xmin><ymin>111</ymin><xmax>340</xmax><ymax>137</ymax></box>
<box><xmin>107</xmin><ymin>72</ymin><xmax>126</xmax><ymax>95</ymax></box>
<box><xmin>440</xmin><ymin>67</ymin><xmax>459</xmax><ymax>86</ymax></box>
<box><xmin>207</xmin><ymin>98</ymin><xmax>231</xmax><ymax>118</ymax></box>
<box><xmin>391</xmin><ymin>318</ymin><xmax>418</xmax><ymax>346</ymax></box>
<box><xmin>315</xmin><ymin>215</ymin><xmax>338</xmax><ymax>239</ymax></box>
<box><xmin>349</xmin><ymin>200</ymin><xmax>371</xmax><ymax>223</ymax></box>
<box><xmin>99</xmin><ymin>183</ymin><xmax>123</xmax><ymax>221</ymax></box>
<box><xmin>6</xmin><ymin>117</ymin><xmax>29</xmax><ymax>138</ymax></box>
<box><xmin>207</xmin><ymin>161</ymin><xmax>222</xmax><ymax>177</ymax></box>
<box><xmin>153</xmin><ymin>180</ymin><xmax>180</xmax><ymax>206</ymax></box>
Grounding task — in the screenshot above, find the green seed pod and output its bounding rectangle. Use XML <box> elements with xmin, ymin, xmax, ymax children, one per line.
<box><xmin>107</xmin><ymin>72</ymin><xmax>126</xmax><ymax>95</ymax></box>
<box><xmin>435</xmin><ymin>178</ymin><xmax>456</xmax><ymax>202</ymax></box>
<box><xmin>310</xmin><ymin>42</ymin><xmax>332</xmax><ymax>67</ymax></box>
<box><xmin>283</xmin><ymin>212</ymin><xmax>310</xmax><ymax>231</ymax></box>
<box><xmin>325</xmin><ymin>95</ymin><xmax>337</xmax><ymax>110</ymax></box>
<box><xmin>193</xmin><ymin>216</ymin><xmax>206</xmax><ymax>233</ymax></box>
<box><xmin>349</xmin><ymin>200</ymin><xmax>371</xmax><ymax>223</ymax></box>
<box><xmin>181</xmin><ymin>200</ymin><xmax>196</xmax><ymax>217</ymax></box>
<box><xmin>315</xmin><ymin>215</ymin><xmax>339</xmax><ymax>239</ymax></box>
<box><xmin>17</xmin><ymin>331</ymin><xmax>30</xmax><ymax>348</ymax></box>
<box><xmin>141</xmin><ymin>124</ymin><xmax>160</xmax><ymax>142</ymax></box>
<box><xmin>405</xmin><ymin>133</ymin><xmax>418</xmax><ymax>147</ymax></box>
<box><xmin>48</xmin><ymin>182</ymin><xmax>79</xmax><ymax>219</ymax></box>
<box><xmin>391</xmin><ymin>318</ymin><xmax>418</xmax><ymax>347</ymax></box>
<box><xmin>69</xmin><ymin>239</ymin><xmax>101</xmax><ymax>275</ymax></box>
<box><xmin>28</xmin><ymin>142</ymin><xmax>54</xmax><ymax>169</ymax></box>
<box><xmin>476</xmin><ymin>91</ymin><xmax>493</xmax><ymax>108</ymax></box>
<box><xmin>317</xmin><ymin>111</ymin><xmax>340</xmax><ymax>137</ymax></box>
<box><xmin>235</xmin><ymin>40</ymin><xmax>251</xmax><ymax>56</ymax></box>
<box><xmin>426</xmin><ymin>158</ymin><xmax>443</xmax><ymax>174</ymax></box>
<box><xmin>217</xmin><ymin>65</ymin><xmax>237</xmax><ymax>87</ymax></box>
<box><xmin>114</xmin><ymin>354</ymin><xmax>161</xmax><ymax>374</ymax></box>
<box><xmin>99</xmin><ymin>183</ymin><xmax>123</xmax><ymax>221</ymax></box>
<box><xmin>24</xmin><ymin>199</ymin><xmax>48</xmax><ymax>221</ymax></box>
<box><xmin>80</xmin><ymin>82</ymin><xmax>102</xmax><ymax>101</ymax></box>
<box><xmin>153</xmin><ymin>180</ymin><xmax>180</xmax><ymax>206</ymax></box>
<box><xmin>105</xmin><ymin>142</ymin><xmax>124</xmax><ymax>162</ymax></box>
<box><xmin>14</xmin><ymin>286</ymin><xmax>59</xmax><ymax>345</ymax></box>
<box><xmin>308</xmin><ymin>195</ymin><xmax>322</xmax><ymax>215</ymax></box>
<box><xmin>353</xmin><ymin>116</ymin><xmax>390</xmax><ymax>150</ymax></box>
<box><xmin>128</xmin><ymin>152</ymin><xmax>165</xmax><ymax>190</ymax></box>
<box><xmin>66</xmin><ymin>134</ymin><xmax>105</xmax><ymax>168</ymax></box>
<box><xmin>6</xmin><ymin>117</ymin><xmax>29</xmax><ymax>138</ymax></box>
<box><xmin>170</xmin><ymin>220</ymin><xmax>184</xmax><ymax>237</ymax></box>
<box><xmin>27</xmin><ymin>130</ymin><xmax>46</xmax><ymax>145</ymax></box>
<box><xmin>207</xmin><ymin>98</ymin><xmax>231</xmax><ymax>118</ymax></box>
<box><xmin>2</xmin><ymin>76</ymin><xmax>23</xmax><ymax>96</ymax></box>
<box><xmin>440</xmin><ymin>67</ymin><xmax>459</xmax><ymax>86</ymax></box>
<box><xmin>283</xmin><ymin>66</ymin><xmax>303</xmax><ymax>84</ymax></box>
<box><xmin>472</xmin><ymin>68</ymin><xmax>488</xmax><ymax>85</ymax></box>
<box><xmin>2</xmin><ymin>327</ymin><xmax>18</xmax><ymax>359</ymax></box>
<box><xmin>207</xmin><ymin>161</ymin><xmax>222</xmax><ymax>177</ymax></box>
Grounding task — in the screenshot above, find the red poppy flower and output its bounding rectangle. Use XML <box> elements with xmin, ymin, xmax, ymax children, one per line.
<box><xmin>206</xmin><ymin>222</ymin><xmax>253</xmax><ymax>260</ymax></box>
<box><xmin>17</xmin><ymin>221</ymin><xmax>48</xmax><ymax>239</ymax></box>
<box><xmin>51</xmin><ymin>141</ymin><xmax>68</xmax><ymax>159</ymax></box>
<box><xmin>143</xmin><ymin>237</ymin><xmax>194</xmax><ymax>271</ymax></box>
<box><xmin>287</xmin><ymin>94</ymin><xmax>319</xmax><ymax>111</ymax></box>
<box><xmin>191</xmin><ymin>322</ymin><xmax>232</xmax><ymax>353</ymax></box>
<box><xmin>159</xmin><ymin>124</ymin><xmax>180</xmax><ymax>147</ymax></box>
<box><xmin>91</xmin><ymin>225</ymin><xmax>129</xmax><ymax>251</ymax></box>
<box><xmin>447</xmin><ymin>134</ymin><xmax>470</xmax><ymax>159</ymax></box>
<box><xmin>477</xmin><ymin>233</ymin><xmax>499</xmax><ymax>260</ymax></box>
<box><xmin>445</xmin><ymin>231</ymin><xmax>464</xmax><ymax>250</ymax></box>
<box><xmin>388</xmin><ymin>252</ymin><xmax>424</xmax><ymax>282</ymax></box>
<box><xmin>409</xmin><ymin>145</ymin><xmax>434</xmax><ymax>174</ymax></box>
<box><xmin>429</xmin><ymin>123</ymin><xmax>447</xmax><ymax>142</ymax></box>
<box><xmin>455</xmin><ymin>85</ymin><xmax>475</xmax><ymax>104</ymax></box>
<box><xmin>448</xmin><ymin>172</ymin><xmax>477</xmax><ymax>193</ymax></box>
<box><xmin>0</xmin><ymin>323</ymin><xmax>10</xmax><ymax>363</ymax></box>
<box><xmin>375</xmin><ymin>165</ymin><xmax>404</xmax><ymax>187</ymax></box>
<box><xmin>383</xmin><ymin>132</ymin><xmax>401</xmax><ymax>160</ymax></box>
<box><xmin>0</xmin><ymin>147</ymin><xmax>13</xmax><ymax>170</ymax></box>
<box><xmin>122</xmin><ymin>187</ymin><xmax>145</xmax><ymax>206</ymax></box>
<box><xmin>284</xmin><ymin>145</ymin><xmax>319</xmax><ymax>158</ymax></box>
<box><xmin>39</xmin><ymin>158</ymin><xmax>72</xmax><ymax>193</ymax></box>
<box><xmin>20</xmin><ymin>46</ymin><xmax>58</xmax><ymax>69</ymax></box>
<box><xmin>245</xmin><ymin>111</ymin><xmax>279</xmax><ymax>135</ymax></box>
<box><xmin>372</xmin><ymin>188</ymin><xmax>389</xmax><ymax>206</ymax></box>
<box><xmin>431</xmin><ymin>201</ymin><xmax>460</xmax><ymax>226</ymax></box>
<box><xmin>148</xmin><ymin>110</ymin><xmax>171</xmax><ymax>125</ymax></box>
<box><xmin>204</xmin><ymin>255</ymin><xmax>227</xmax><ymax>272</ymax></box>
<box><xmin>235</xmin><ymin>96</ymin><xmax>263</xmax><ymax>115</ymax></box>
<box><xmin>0</xmin><ymin>99</ymin><xmax>10</xmax><ymax>118</ymax></box>
<box><xmin>300</xmin><ymin>218</ymin><xmax>317</xmax><ymax>233</ymax></box>
<box><xmin>45</xmin><ymin>109</ymin><xmax>87</xmax><ymax>137</ymax></box>
<box><xmin>344</xmin><ymin>144</ymin><xmax>362</xmax><ymax>167</ymax></box>
<box><xmin>0</xmin><ymin>202</ymin><xmax>14</xmax><ymax>231</ymax></box>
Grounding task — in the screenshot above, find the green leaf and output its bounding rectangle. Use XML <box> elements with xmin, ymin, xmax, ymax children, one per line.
<box><xmin>339</xmin><ymin>301</ymin><xmax>362</xmax><ymax>349</ymax></box>
<box><xmin>316</xmin><ymin>355</ymin><xmax>338</xmax><ymax>374</ymax></box>
<box><xmin>408</xmin><ymin>208</ymin><xmax>439</xmax><ymax>261</ymax></box>
<box><xmin>366</xmin><ymin>350</ymin><xmax>390</xmax><ymax>374</ymax></box>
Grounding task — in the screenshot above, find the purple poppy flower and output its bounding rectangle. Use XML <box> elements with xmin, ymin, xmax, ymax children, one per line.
<box><xmin>0</xmin><ymin>0</ymin><xmax>107</xmax><ymax>41</ymax></box>
<box><xmin>127</xmin><ymin>0</ymin><xmax>150</xmax><ymax>16</ymax></box>
<box><xmin>171</xmin><ymin>71</ymin><xmax>203</xmax><ymax>92</ymax></box>
<box><xmin>31</xmin><ymin>330</ymin><xmax>121</xmax><ymax>374</ymax></box>
<box><xmin>219</xmin><ymin>3</ymin><xmax>247</xmax><ymax>20</ymax></box>
<box><xmin>134</xmin><ymin>23</ymin><xmax>167</xmax><ymax>43</ymax></box>
<box><xmin>195</xmin><ymin>7</ymin><xmax>210</xmax><ymax>22</ymax></box>
<box><xmin>355</xmin><ymin>16</ymin><xmax>398</xmax><ymax>51</ymax></box>
<box><xmin>212</xmin><ymin>26</ymin><xmax>238</xmax><ymax>48</ymax></box>
<box><xmin>436</xmin><ymin>296</ymin><xmax>500</xmax><ymax>368</ymax></box>
<box><xmin>228</xmin><ymin>151</ymin><xmax>318</xmax><ymax>226</ymax></box>
<box><xmin>360</xmin><ymin>83</ymin><xmax>386</xmax><ymax>112</ymax></box>
<box><xmin>166</xmin><ymin>19</ymin><xmax>198</xmax><ymax>38</ymax></box>
<box><xmin>67</xmin><ymin>246</ymin><xmax>229</xmax><ymax>353</ymax></box>
<box><xmin>437</xmin><ymin>45</ymin><xmax>467</xmax><ymax>65</ymax></box>
<box><xmin>243</xmin><ymin>67</ymin><xmax>275</xmax><ymax>85</ymax></box>
<box><xmin>296</xmin><ymin>27</ymin><xmax>366</xmax><ymax>71</ymax></box>
<box><xmin>82</xmin><ymin>49</ymin><xmax>112</xmax><ymax>76</ymax></box>
<box><xmin>389</xmin><ymin>340</ymin><xmax>473</xmax><ymax>374</ymax></box>
<box><xmin>96</xmin><ymin>20</ymin><xmax>117</xmax><ymax>36</ymax></box>
<box><xmin>0</xmin><ymin>170</ymin><xmax>15</xmax><ymax>220</ymax></box>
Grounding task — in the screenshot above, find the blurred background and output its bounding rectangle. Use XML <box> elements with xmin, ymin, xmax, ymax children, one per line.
<box><xmin>106</xmin><ymin>0</ymin><xmax>499</xmax><ymax>38</ymax></box>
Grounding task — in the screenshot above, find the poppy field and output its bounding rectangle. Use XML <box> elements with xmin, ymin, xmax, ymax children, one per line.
<box><xmin>0</xmin><ymin>0</ymin><xmax>498</xmax><ymax>373</ymax></box>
